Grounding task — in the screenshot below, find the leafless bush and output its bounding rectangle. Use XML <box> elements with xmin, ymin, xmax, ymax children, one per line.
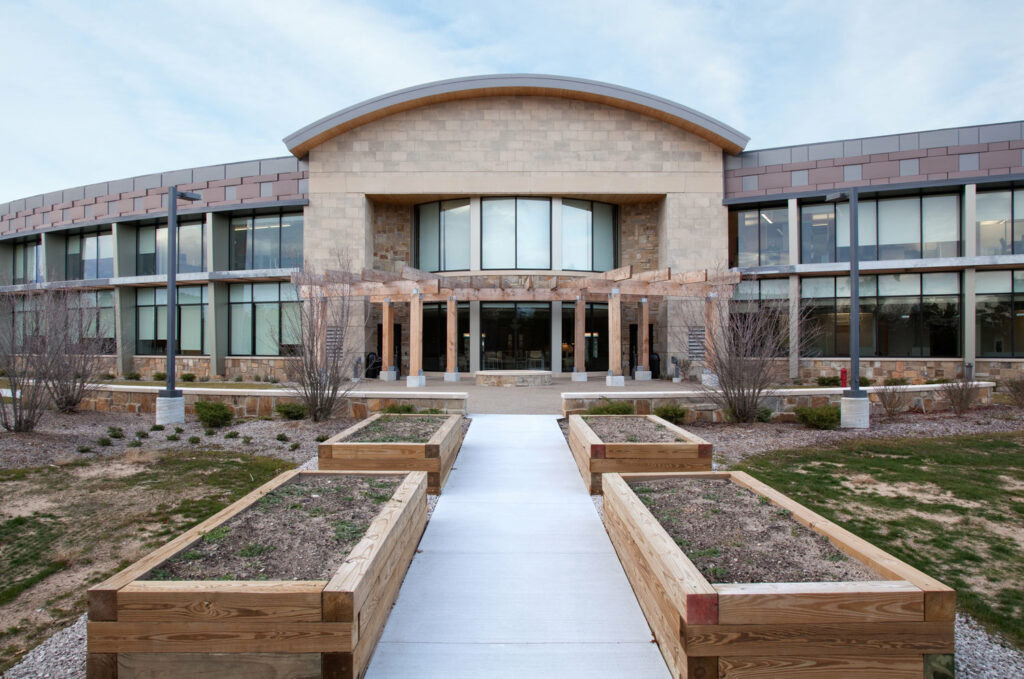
<box><xmin>0</xmin><ymin>292</ymin><xmax>52</xmax><ymax>431</ymax></box>
<box><xmin>1002</xmin><ymin>377</ymin><xmax>1024</xmax><ymax>409</ymax></box>
<box><xmin>941</xmin><ymin>372</ymin><xmax>978</xmax><ymax>416</ymax></box>
<box><xmin>875</xmin><ymin>381</ymin><xmax>908</xmax><ymax>419</ymax></box>
<box><xmin>41</xmin><ymin>289</ymin><xmax>112</xmax><ymax>413</ymax></box>
<box><xmin>283</xmin><ymin>270</ymin><xmax>364</xmax><ymax>422</ymax></box>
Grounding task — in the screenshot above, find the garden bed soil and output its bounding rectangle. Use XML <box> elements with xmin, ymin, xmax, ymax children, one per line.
<box><xmin>151</xmin><ymin>474</ymin><xmax>399</xmax><ymax>581</ymax></box>
<box><xmin>340</xmin><ymin>414</ymin><xmax>447</xmax><ymax>443</ymax></box>
<box><xmin>583</xmin><ymin>415</ymin><xmax>682</xmax><ymax>443</ymax></box>
<box><xmin>632</xmin><ymin>477</ymin><xmax>877</xmax><ymax>583</ymax></box>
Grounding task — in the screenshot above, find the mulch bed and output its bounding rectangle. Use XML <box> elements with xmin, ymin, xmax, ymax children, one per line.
<box><xmin>632</xmin><ymin>477</ymin><xmax>877</xmax><ymax>584</ymax></box>
<box><xmin>342</xmin><ymin>415</ymin><xmax>448</xmax><ymax>443</ymax></box>
<box><xmin>583</xmin><ymin>415</ymin><xmax>683</xmax><ymax>443</ymax></box>
<box><xmin>150</xmin><ymin>474</ymin><xmax>401</xmax><ymax>581</ymax></box>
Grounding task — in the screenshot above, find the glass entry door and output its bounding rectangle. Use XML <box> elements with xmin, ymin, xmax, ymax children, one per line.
<box><xmin>480</xmin><ymin>302</ymin><xmax>551</xmax><ymax>369</ymax></box>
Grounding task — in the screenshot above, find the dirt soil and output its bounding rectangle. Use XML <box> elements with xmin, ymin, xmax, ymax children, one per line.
<box><xmin>0</xmin><ymin>410</ymin><xmax>357</xmax><ymax>470</ymax></box>
<box><xmin>342</xmin><ymin>415</ymin><xmax>448</xmax><ymax>443</ymax></box>
<box><xmin>152</xmin><ymin>474</ymin><xmax>400</xmax><ymax>581</ymax></box>
<box><xmin>583</xmin><ymin>415</ymin><xmax>682</xmax><ymax>443</ymax></box>
<box><xmin>632</xmin><ymin>478</ymin><xmax>878</xmax><ymax>584</ymax></box>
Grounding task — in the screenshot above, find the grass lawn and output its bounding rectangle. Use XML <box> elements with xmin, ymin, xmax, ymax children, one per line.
<box><xmin>0</xmin><ymin>450</ymin><xmax>293</xmax><ymax>672</ymax></box>
<box><xmin>735</xmin><ymin>432</ymin><xmax>1024</xmax><ymax>648</ymax></box>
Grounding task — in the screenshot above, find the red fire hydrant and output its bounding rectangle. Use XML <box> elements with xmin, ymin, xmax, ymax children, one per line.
<box><xmin>840</xmin><ymin>368</ymin><xmax>848</xmax><ymax>387</ymax></box>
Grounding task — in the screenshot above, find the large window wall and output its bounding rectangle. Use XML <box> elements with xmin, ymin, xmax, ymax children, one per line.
<box><xmin>561</xmin><ymin>200</ymin><xmax>616</xmax><ymax>271</ymax></box>
<box><xmin>800</xmin><ymin>194</ymin><xmax>960</xmax><ymax>264</ymax></box>
<box><xmin>480</xmin><ymin>302</ymin><xmax>551</xmax><ymax>370</ymax></box>
<box><xmin>976</xmin><ymin>270</ymin><xmax>1024</xmax><ymax>356</ymax></box>
<box><xmin>732</xmin><ymin>206</ymin><xmax>788</xmax><ymax>267</ymax></box>
<box><xmin>229</xmin><ymin>283</ymin><xmax>300</xmax><ymax>356</ymax></box>
<box><xmin>482</xmin><ymin>198</ymin><xmax>551</xmax><ymax>269</ymax></box>
<box><xmin>802</xmin><ymin>273</ymin><xmax>960</xmax><ymax>358</ymax></box>
<box><xmin>12</xmin><ymin>240</ymin><xmax>42</xmax><ymax>284</ymax></box>
<box><xmin>416</xmin><ymin>200</ymin><xmax>471</xmax><ymax>272</ymax></box>
<box><xmin>136</xmin><ymin>286</ymin><xmax>208</xmax><ymax>355</ymax></box>
<box><xmin>230</xmin><ymin>213</ymin><xmax>304</xmax><ymax>270</ymax></box>
<box><xmin>977</xmin><ymin>190</ymin><xmax>1024</xmax><ymax>256</ymax></box>
<box><xmin>137</xmin><ymin>221</ymin><xmax>206</xmax><ymax>275</ymax></box>
<box><xmin>66</xmin><ymin>230</ymin><xmax>113</xmax><ymax>280</ymax></box>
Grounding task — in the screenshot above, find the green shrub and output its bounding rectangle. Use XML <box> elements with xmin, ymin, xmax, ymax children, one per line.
<box><xmin>265</xmin><ymin>376</ymin><xmax>279</xmax><ymax>384</ymax></box>
<box><xmin>186</xmin><ymin>435</ymin><xmax>199</xmax><ymax>444</ymax></box>
<box><xmin>97</xmin><ymin>436</ymin><xmax>112</xmax><ymax>446</ymax></box>
<box><xmin>381</xmin><ymin>404</ymin><xmax>415</xmax><ymax>414</ymax></box>
<box><xmin>150</xmin><ymin>424</ymin><xmax>164</xmax><ymax>431</ymax></box>
<box><xmin>755</xmin><ymin>407</ymin><xmax>773</xmax><ymax>423</ymax></box>
<box><xmin>194</xmin><ymin>401</ymin><xmax>233</xmax><ymax>428</ymax></box>
<box><xmin>653</xmin><ymin>404</ymin><xmax>687</xmax><ymax>425</ymax></box>
<box><xmin>166</xmin><ymin>434</ymin><xmax>180</xmax><ymax>442</ymax></box>
<box><xmin>152</xmin><ymin>371</ymin><xmax>166</xmax><ymax>381</ymax></box>
<box><xmin>1004</xmin><ymin>376</ymin><xmax>1024</xmax><ymax>409</ymax></box>
<box><xmin>242</xmin><ymin>435</ymin><xmax>252</xmax><ymax>444</ymax></box>
<box><xmin>275</xmin><ymin>403</ymin><xmax>308</xmax><ymax>420</ymax></box>
<box><xmin>173</xmin><ymin>426</ymin><xmax>184</xmax><ymax>434</ymax></box>
<box><xmin>815</xmin><ymin>376</ymin><xmax>841</xmax><ymax>387</ymax></box>
<box><xmin>315</xmin><ymin>434</ymin><xmax>329</xmax><ymax>442</ymax></box>
<box><xmin>180</xmin><ymin>372</ymin><xmax>196</xmax><ymax>382</ymax></box>
<box><xmin>204</xmin><ymin>428</ymin><xmax>214</xmax><ymax>436</ymax></box>
<box><xmin>124</xmin><ymin>371</ymin><xmax>141</xmax><ymax>381</ymax></box>
<box><xmin>794</xmin><ymin>405</ymin><xmax>841</xmax><ymax>430</ymax></box>
<box><xmin>106</xmin><ymin>426</ymin><xmax>124</xmax><ymax>439</ymax></box>
<box><xmin>234</xmin><ymin>375</ymin><xmax>243</xmax><ymax>382</ymax></box>
<box><xmin>276</xmin><ymin>433</ymin><xmax>289</xmax><ymax>442</ymax></box>
<box><xmin>135</xmin><ymin>430</ymin><xmax>149</xmax><ymax>439</ymax></box>
<box><xmin>77</xmin><ymin>445</ymin><xmax>92</xmax><ymax>454</ymax></box>
<box><xmin>101</xmin><ymin>372</ymin><xmax>115</xmax><ymax>380</ymax></box>
<box><xmin>884</xmin><ymin>377</ymin><xmax>909</xmax><ymax>386</ymax></box>
<box><xmin>127</xmin><ymin>440</ymin><xmax>141</xmax><ymax>448</ymax></box>
<box><xmin>289</xmin><ymin>442</ymin><xmax>300</xmax><ymax>451</ymax></box>
<box><xmin>859</xmin><ymin>376</ymin><xmax>872</xmax><ymax>387</ymax></box>
<box><xmin>224</xmin><ymin>431</ymin><xmax>239</xmax><ymax>440</ymax></box>
<box><xmin>584</xmin><ymin>400</ymin><xmax>634</xmax><ymax>415</ymax></box>
<box><xmin>926</xmin><ymin>378</ymin><xmax>951</xmax><ymax>385</ymax></box>
<box><xmin>419</xmin><ymin>407</ymin><xmax>442</xmax><ymax>414</ymax></box>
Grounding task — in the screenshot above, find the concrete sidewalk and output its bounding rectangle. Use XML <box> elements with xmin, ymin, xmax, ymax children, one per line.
<box><xmin>365</xmin><ymin>414</ymin><xmax>670</xmax><ymax>679</ymax></box>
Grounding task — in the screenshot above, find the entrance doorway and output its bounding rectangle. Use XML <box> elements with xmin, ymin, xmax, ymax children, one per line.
<box><xmin>480</xmin><ymin>302</ymin><xmax>551</xmax><ymax>369</ymax></box>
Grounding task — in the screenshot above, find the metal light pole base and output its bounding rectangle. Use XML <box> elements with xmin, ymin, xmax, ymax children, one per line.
<box><xmin>155</xmin><ymin>396</ymin><xmax>185</xmax><ymax>425</ymax></box>
<box><xmin>444</xmin><ymin>372</ymin><xmax>460</xmax><ymax>383</ymax></box>
<box><xmin>841</xmin><ymin>396</ymin><xmax>870</xmax><ymax>429</ymax></box>
<box><xmin>605</xmin><ymin>375</ymin><xmax>625</xmax><ymax>387</ymax></box>
<box><xmin>672</xmin><ymin>376</ymin><xmax>684</xmax><ymax>384</ymax></box>
<box><xmin>406</xmin><ymin>374</ymin><xmax>426</xmax><ymax>388</ymax></box>
<box><xmin>379</xmin><ymin>370</ymin><xmax>398</xmax><ymax>382</ymax></box>
<box><xmin>634</xmin><ymin>370</ymin><xmax>652</xmax><ymax>381</ymax></box>
<box><xmin>701</xmin><ymin>373</ymin><xmax>720</xmax><ymax>388</ymax></box>
<box><xmin>571</xmin><ymin>372</ymin><xmax>588</xmax><ymax>382</ymax></box>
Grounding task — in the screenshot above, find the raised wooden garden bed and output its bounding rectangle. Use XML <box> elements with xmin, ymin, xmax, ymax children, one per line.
<box><xmin>86</xmin><ymin>469</ymin><xmax>428</xmax><ymax>679</ymax></box>
<box><xmin>602</xmin><ymin>471</ymin><xmax>955</xmax><ymax>679</ymax></box>
<box><xmin>567</xmin><ymin>414</ymin><xmax>712</xmax><ymax>494</ymax></box>
<box><xmin>319</xmin><ymin>413</ymin><xmax>464</xmax><ymax>494</ymax></box>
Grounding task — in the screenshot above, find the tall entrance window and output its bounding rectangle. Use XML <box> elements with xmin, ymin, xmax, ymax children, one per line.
<box><xmin>421</xmin><ymin>302</ymin><xmax>470</xmax><ymax>372</ymax></box>
<box><xmin>415</xmin><ymin>200</ymin><xmax>470</xmax><ymax>272</ymax></box>
<box><xmin>560</xmin><ymin>302</ymin><xmax>609</xmax><ymax>371</ymax></box>
<box><xmin>480</xmin><ymin>302</ymin><xmax>551</xmax><ymax>370</ymax></box>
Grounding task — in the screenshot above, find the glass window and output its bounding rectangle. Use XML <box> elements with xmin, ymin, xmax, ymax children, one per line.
<box><xmin>441</xmin><ymin>199</ymin><xmax>470</xmax><ymax>270</ymax></box>
<box><xmin>922</xmin><ymin>195</ymin><xmax>959</xmax><ymax>259</ymax></box>
<box><xmin>976</xmin><ymin>270</ymin><xmax>1011</xmax><ymax>294</ymax></box>
<box><xmin>977</xmin><ymin>191</ymin><xmax>1012</xmax><ymax>256</ymax></box>
<box><xmin>280</xmin><ymin>214</ymin><xmax>304</xmax><ymax>268</ymax></box>
<box><xmin>593</xmin><ymin>203</ymin><xmax>616</xmax><ymax>271</ymax></box>
<box><xmin>977</xmin><ymin>269</ymin><xmax>1024</xmax><ymax>357</ymax></box>
<box><xmin>12</xmin><ymin>240</ymin><xmax>42</xmax><ymax>285</ymax></box>
<box><xmin>230</xmin><ymin>217</ymin><xmax>252</xmax><ymax>270</ymax></box>
<box><xmin>561</xmin><ymin>199</ymin><xmax>592</xmax><ymax>271</ymax></box>
<box><xmin>177</xmin><ymin>222</ymin><xmax>204</xmax><ymax>273</ymax></box>
<box><xmin>482</xmin><ymin>198</ymin><xmax>516</xmax><ymax>269</ymax></box>
<box><xmin>228</xmin><ymin>283</ymin><xmax>300</xmax><ymax>356</ymax></box>
<box><xmin>1015</xmin><ymin>190</ymin><xmax>1024</xmax><ymax>254</ymax></box>
<box><xmin>137</xmin><ymin>226</ymin><xmax>156</xmax><ymax>275</ymax></box>
<box><xmin>253</xmin><ymin>216</ymin><xmax>280</xmax><ymax>269</ymax></box>
<box><xmin>65</xmin><ymin>231</ymin><xmax>112</xmax><ymax>280</ymax></box>
<box><xmin>759</xmin><ymin>208</ymin><xmax>788</xmax><ymax>266</ymax></box>
<box><xmin>416</xmin><ymin>203</ymin><xmax>440</xmax><ymax>272</ymax></box>
<box><xmin>878</xmin><ymin>273</ymin><xmax>920</xmax><ymax>297</ymax></box>
<box><xmin>837</xmin><ymin>200</ymin><xmax>878</xmax><ymax>262</ymax></box>
<box><xmin>516</xmin><ymin>198</ymin><xmax>550</xmax><ymax>269</ymax></box>
<box><xmin>877</xmin><ymin>198</ymin><xmax>921</xmax><ymax>260</ymax></box>
<box><xmin>83</xmin><ymin>235</ymin><xmax>98</xmax><ymax>279</ymax></box>
<box><xmin>136</xmin><ymin>285</ymin><xmax>206</xmax><ymax>355</ymax></box>
<box><xmin>801</xmin><ymin>204</ymin><xmax>836</xmax><ymax>264</ymax></box>
<box><xmin>735</xmin><ymin>210</ymin><xmax>759</xmax><ymax>268</ymax></box>
<box><xmin>228</xmin><ymin>213</ymin><xmax>302</xmax><ymax>271</ymax></box>
<box><xmin>65</xmin><ymin>235</ymin><xmax>82</xmax><ymax>280</ymax></box>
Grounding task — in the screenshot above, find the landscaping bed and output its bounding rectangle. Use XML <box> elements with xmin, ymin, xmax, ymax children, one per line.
<box><xmin>320</xmin><ymin>414</ymin><xmax>465</xmax><ymax>494</ymax></box>
<box><xmin>567</xmin><ymin>414</ymin><xmax>711</xmax><ymax>494</ymax></box>
<box><xmin>86</xmin><ymin>469</ymin><xmax>428</xmax><ymax>679</ymax></box>
<box><xmin>603</xmin><ymin>471</ymin><xmax>955</xmax><ymax>679</ymax></box>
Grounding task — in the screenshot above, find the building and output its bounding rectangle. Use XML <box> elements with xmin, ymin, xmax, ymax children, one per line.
<box><xmin>2</xmin><ymin>74</ymin><xmax>1023</xmax><ymax>384</ymax></box>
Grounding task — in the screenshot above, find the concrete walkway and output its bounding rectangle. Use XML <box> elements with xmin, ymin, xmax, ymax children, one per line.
<box><xmin>366</xmin><ymin>414</ymin><xmax>670</xmax><ymax>679</ymax></box>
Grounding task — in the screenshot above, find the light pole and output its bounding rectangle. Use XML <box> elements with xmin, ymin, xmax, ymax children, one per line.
<box><xmin>155</xmin><ymin>186</ymin><xmax>201</xmax><ymax>425</ymax></box>
<box><xmin>826</xmin><ymin>188</ymin><xmax>869</xmax><ymax>428</ymax></box>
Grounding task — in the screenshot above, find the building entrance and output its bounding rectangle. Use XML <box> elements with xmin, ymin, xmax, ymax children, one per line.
<box><xmin>480</xmin><ymin>302</ymin><xmax>551</xmax><ymax>370</ymax></box>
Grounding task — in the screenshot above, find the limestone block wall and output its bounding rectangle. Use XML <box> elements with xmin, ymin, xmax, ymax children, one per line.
<box><xmin>372</xmin><ymin>201</ymin><xmax>413</xmax><ymax>271</ymax></box>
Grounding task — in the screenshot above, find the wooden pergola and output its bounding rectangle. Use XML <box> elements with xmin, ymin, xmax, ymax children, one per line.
<box><xmin>293</xmin><ymin>265</ymin><xmax>739</xmax><ymax>383</ymax></box>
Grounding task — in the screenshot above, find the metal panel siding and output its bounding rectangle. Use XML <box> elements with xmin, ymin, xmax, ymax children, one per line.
<box><xmin>259</xmin><ymin>157</ymin><xmax>300</xmax><ymax>174</ymax></box>
<box><xmin>108</xmin><ymin>178</ymin><xmax>133</xmax><ymax>195</ymax></box>
<box><xmin>225</xmin><ymin>161</ymin><xmax>260</xmax><ymax>178</ymax></box>
<box><xmin>134</xmin><ymin>174</ymin><xmax>161</xmax><ymax>191</ymax></box>
<box><xmin>899</xmin><ymin>133</ymin><xmax>920</xmax><ymax>151</ymax></box>
<box><xmin>161</xmin><ymin>169</ymin><xmax>193</xmax><ymax>186</ymax></box>
<box><xmin>193</xmin><ymin>165</ymin><xmax>227</xmax><ymax>182</ymax></box>
<box><xmin>808</xmin><ymin>141</ymin><xmax>843</xmax><ymax>161</ymax></box>
<box><xmin>919</xmin><ymin>129</ymin><xmax>958</xmax><ymax>148</ymax></box>
<box><xmin>63</xmin><ymin>186</ymin><xmax>85</xmax><ymax>202</ymax></box>
<box><xmin>862</xmin><ymin>135</ymin><xmax>900</xmax><ymax>155</ymax></box>
<box><xmin>85</xmin><ymin>183</ymin><xmax>108</xmax><ymax>199</ymax></box>
<box><xmin>979</xmin><ymin>122</ymin><xmax>1022</xmax><ymax>143</ymax></box>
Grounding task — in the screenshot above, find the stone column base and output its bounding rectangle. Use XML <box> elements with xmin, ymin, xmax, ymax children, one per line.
<box><xmin>841</xmin><ymin>396</ymin><xmax>870</xmax><ymax>429</ymax></box>
<box><xmin>379</xmin><ymin>370</ymin><xmax>398</xmax><ymax>382</ymax></box>
<box><xmin>634</xmin><ymin>370</ymin><xmax>652</xmax><ymax>381</ymax></box>
<box><xmin>571</xmin><ymin>372</ymin><xmax>588</xmax><ymax>382</ymax></box>
<box><xmin>155</xmin><ymin>396</ymin><xmax>185</xmax><ymax>425</ymax></box>
<box><xmin>605</xmin><ymin>375</ymin><xmax>625</xmax><ymax>387</ymax></box>
<box><xmin>406</xmin><ymin>375</ymin><xmax>426</xmax><ymax>388</ymax></box>
<box><xmin>444</xmin><ymin>372</ymin><xmax>460</xmax><ymax>382</ymax></box>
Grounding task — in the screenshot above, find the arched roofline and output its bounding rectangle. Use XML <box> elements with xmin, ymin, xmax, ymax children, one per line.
<box><xmin>283</xmin><ymin>74</ymin><xmax>749</xmax><ymax>157</ymax></box>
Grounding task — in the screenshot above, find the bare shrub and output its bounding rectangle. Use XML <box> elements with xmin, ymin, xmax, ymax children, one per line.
<box><xmin>875</xmin><ymin>381</ymin><xmax>908</xmax><ymax>419</ymax></box>
<box><xmin>941</xmin><ymin>372</ymin><xmax>978</xmax><ymax>416</ymax></box>
<box><xmin>1003</xmin><ymin>377</ymin><xmax>1024</xmax><ymax>409</ymax></box>
<box><xmin>0</xmin><ymin>292</ymin><xmax>52</xmax><ymax>431</ymax></box>
<box><xmin>41</xmin><ymin>289</ymin><xmax>112</xmax><ymax>413</ymax></box>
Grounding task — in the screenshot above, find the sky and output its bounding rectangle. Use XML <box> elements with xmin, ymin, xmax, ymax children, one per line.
<box><xmin>2</xmin><ymin>0</ymin><xmax>1023</xmax><ymax>203</ymax></box>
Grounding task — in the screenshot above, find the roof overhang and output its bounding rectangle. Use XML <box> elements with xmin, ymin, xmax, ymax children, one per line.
<box><xmin>283</xmin><ymin>74</ymin><xmax>749</xmax><ymax>157</ymax></box>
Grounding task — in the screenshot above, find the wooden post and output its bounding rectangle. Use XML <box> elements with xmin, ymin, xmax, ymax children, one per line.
<box><xmin>445</xmin><ymin>295</ymin><xmax>458</xmax><ymax>381</ymax></box>
<box><xmin>574</xmin><ymin>295</ymin><xmax>586</xmax><ymax>378</ymax></box>
<box><xmin>639</xmin><ymin>297</ymin><xmax>650</xmax><ymax>371</ymax></box>
<box><xmin>607</xmin><ymin>288</ymin><xmax>623</xmax><ymax>385</ymax></box>
<box><xmin>408</xmin><ymin>292</ymin><xmax>424</xmax><ymax>386</ymax></box>
<box><xmin>704</xmin><ymin>293</ymin><xmax>718</xmax><ymax>369</ymax></box>
<box><xmin>381</xmin><ymin>299</ymin><xmax>393</xmax><ymax>377</ymax></box>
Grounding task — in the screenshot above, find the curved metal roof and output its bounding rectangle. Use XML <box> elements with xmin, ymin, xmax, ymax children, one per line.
<box><xmin>283</xmin><ymin>74</ymin><xmax>749</xmax><ymax>156</ymax></box>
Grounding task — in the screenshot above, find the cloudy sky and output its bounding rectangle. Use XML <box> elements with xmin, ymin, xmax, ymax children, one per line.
<box><xmin>3</xmin><ymin>0</ymin><xmax>1022</xmax><ymax>202</ymax></box>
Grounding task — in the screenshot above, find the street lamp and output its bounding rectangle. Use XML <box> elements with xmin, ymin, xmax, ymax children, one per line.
<box><xmin>155</xmin><ymin>186</ymin><xmax>201</xmax><ymax>425</ymax></box>
<box><xmin>825</xmin><ymin>188</ymin><xmax>869</xmax><ymax>428</ymax></box>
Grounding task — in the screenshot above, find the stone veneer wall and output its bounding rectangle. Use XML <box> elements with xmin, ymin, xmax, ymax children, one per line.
<box><xmin>619</xmin><ymin>201</ymin><xmax>660</xmax><ymax>273</ymax></box>
<box><xmin>372</xmin><ymin>201</ymin><xmax>413</xmax><ymax>271</ymax></box>
<box><xmin>130</xmin><ymin>356</ymin><xmax>297</xmax><ymax>382</ymax></box>
<box><xmin>133</xmin><ymin>356</ymin><xmax>212</xmax><ymax>379</ymax></box>
<box><xmin>800</xmin><ymin>358</ymin><xmax>967</xmax><ymax>383</ymax></box>
<box><xmin>974</xmin><ymin>360</ymin><xmax>1024</xmax><ymax>382</ymax></box>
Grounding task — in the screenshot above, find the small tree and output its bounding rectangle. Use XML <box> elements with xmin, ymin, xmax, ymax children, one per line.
<box><xmin>942</xmin><ymin>370</ymin><xmax>978</xmax><ymax>416</ymax></box>
<box><xmin>282</xmin><ymin>274</ymin><xmax>362</xmax><ymax>422</ymax></box>
<box><xmin>41</xmin><ymin>288</ymin><xmax>112</xmax><ymax>413</ymax></box>
<box><xmin>0</xmin><ymin>292</ymin><xmax>52</xmax><ymax>431</ymax></box>
<box><xmin>876</xmin><ymin>380</ymin><xmax>909</xmax><ymax>419</ymax></box>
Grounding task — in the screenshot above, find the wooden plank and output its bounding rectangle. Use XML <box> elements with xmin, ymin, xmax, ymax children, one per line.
<box><xmin>434</xmin><ymin>415</ymin><xmax>463</xmax><ymax>493</ymax></box>
<box><xmin>86</xmin><ymin>653</ymin><xmax>118</xmax><ymax>679</ymax></box>
<box><xmin>361</xmin><ymin>269</ymin><xmax>402</xmax><ymax>283</ymax></box>
<box><xmin>409</xmin><ymin>293</ymin><xmax>423</xmax><ymax>377</ymax></box>
<box><xmin>602</xmin><ymin>474</ymin><xmax>718</xmax><ymax>624</ymax></box>
<box><xmin>87</xmin><ymin>621</ymin><xmax>353</xmax><ymax>654</ymax></box>
<box><xmin>608</xmin><ymin>290</ymin><xmax>622</xmax><ymax>376</ymax></box>
<box><xmin>649</xmin><ymin>415</ymin><xmax>713</xmax><ymax>448</ymax></box>
<box><xmin>674</xmin><ymin>270</ymin><xmax>707</xmax><ymax>284</ymax></box>
<box><xmin>567</xmin><ymin>416</ymin><xmax>598</xmax><ymax>493</ymax></box>
<box><xmin>117</xmin><ymin>652</ymin><xmax>320</xmax><ymax>678</ymax></box>
<box><xmin>381</xmin><ymin>302</ymin><xmax>393</xmax><ymax>372</ymax></box>
<box><xmin>574</xmin><ymin>295</ymin><xmax>585</xmax><ymax>374</ymax></box>
<box><xmin>717</xmin><ymin>655</ymin><xmax>923</xmax><ymax>679</ymax></box>
<box><xmin>318</xmin><ymin>458</ymin><xmax>438</xmax><ymax>473</ymax></box>
<box><xmin>620</xmin><ymin>472</ymin><xmax>733</xmax><ymax>483</ymax></box>
<box><xmin>714</xmin><ymin>581</ymin><xmax>924</xmax><ymax>625</ymax></box>
<box><xmin>592</xmin><ymin>458</ymin><xmax>713</xmax><ymax>473</ymax></box>
<box><xmin>117</xmin><ymin>581</ymin><xmax>325</xmax><ymax>623</ymax></box>
<box><xmin>636</xmin><ymin>268</ymin><xmax>672</xmax><ymax>283</ymax></box>
<box><xmin>726</xmin><ymin>471</ymin><xmax>956</xmax><ymax>621</ymax></box>
<box><xmin>603</xmin><ymin>442</ymin><xmax>703</xmax><ymax>459</ymax></box>
<box><xmin>322</xmin><ymin>443</ymin><xmax>433</xmax><ymax>460</ymax></box>
<box><xmin>683</xmin><ymin>621</ymin><xmax>954</xmax><ymax>657</ymax></box>
<box><xmin>446</xmin><ymin>296</ymin><xmax>457</xmax><ymax>374</ymax></box>
<box><xmin>319</xmin><ymin>415</ymin><xmax>382</xmax><ymax>452</ymax></box>
<box><xmin>88</xmin><ymin>469</ymin><xmax>304</xmax><ymax>622</ymax></box>
<box><xmin>400</xmin><ymin>265</ymin><xmax>440</xmax><ymax>281</ymax></box>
